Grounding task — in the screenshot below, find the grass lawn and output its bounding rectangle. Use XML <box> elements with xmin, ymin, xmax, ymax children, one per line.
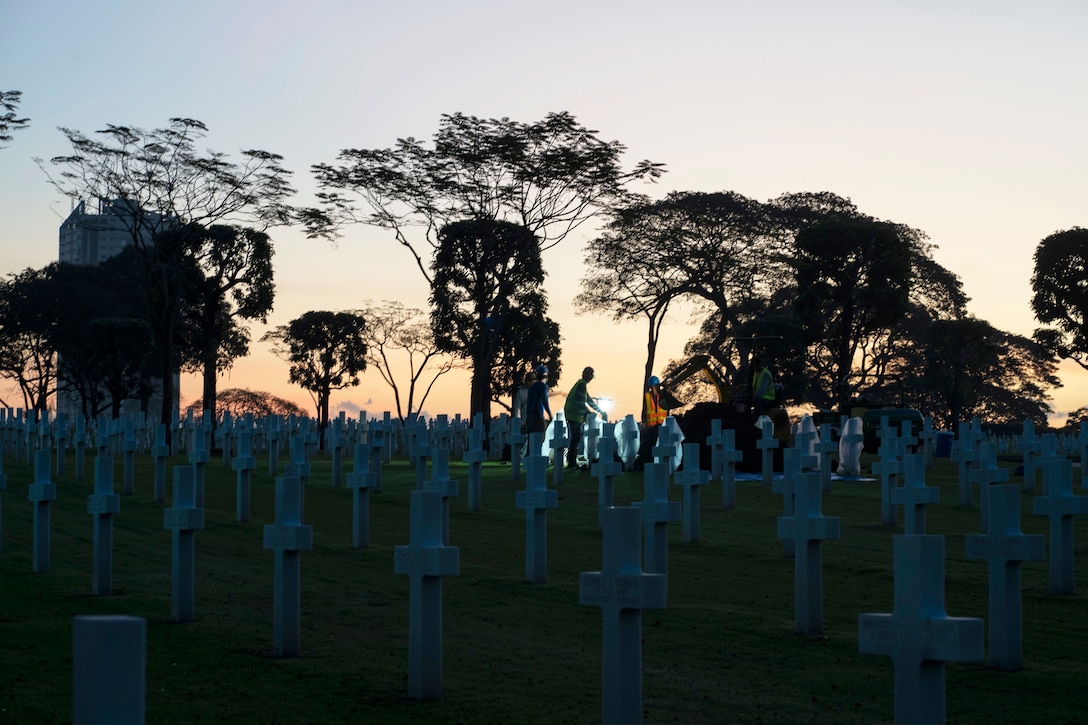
<box><xmin>1</xmin><ymin>444</ymin><xmax>1086</xmax><ymax>723</ymax></box>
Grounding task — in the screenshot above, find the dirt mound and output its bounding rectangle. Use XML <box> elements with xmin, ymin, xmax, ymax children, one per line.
<box><xmin>674</xmin><ymin>402</ymin><xmax>780</xmax><ymax>472</ymax></box>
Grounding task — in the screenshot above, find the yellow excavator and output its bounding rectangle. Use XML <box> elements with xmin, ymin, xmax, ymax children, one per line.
<box><xmin>657</xmin><ymin>352</ymin><xmax>791</xmax><ymax>446</ymax></box>
<box><xmin>655</xmin><ymin>354</ymin><xmax>729</xmax><ymax>409</ymax></box>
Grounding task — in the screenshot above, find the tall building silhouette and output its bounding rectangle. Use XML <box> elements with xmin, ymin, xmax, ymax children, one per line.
<box><xmin>56</xmin><ymin>198</ymin><xmax>179</xmax><ymax>422</ymax></box>
<box><xmin>58</xmin><ymin>198</ymin><xmax>146</xmax><ymax>265</ymax></box>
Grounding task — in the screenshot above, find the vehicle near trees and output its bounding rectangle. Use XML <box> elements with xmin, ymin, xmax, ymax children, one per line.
<box><xmin>811</xmin><ymin>375</ymin><xmax>923</xmax><ymax>453</ymax></box>
<box><xmin>658</xmin><ymin>340</ymin><xmax>791</xmax><ymax>471</ymax></box>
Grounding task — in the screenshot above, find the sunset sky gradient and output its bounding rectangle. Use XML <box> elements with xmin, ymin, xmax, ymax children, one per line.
<box><xmin>3</xmin><ymin>0</ymin><xmax>1086</xmax><ymax>424</ymax></box>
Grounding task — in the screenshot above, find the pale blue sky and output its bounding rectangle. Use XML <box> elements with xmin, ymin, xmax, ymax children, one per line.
<box><xmin>3</xmin><ymin>0</ymin><xmax>1086</xmax><ymax>421</ymax></box>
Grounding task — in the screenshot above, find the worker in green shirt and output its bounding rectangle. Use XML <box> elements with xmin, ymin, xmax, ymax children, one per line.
<box><xmin>563</xmin><ymin>366</ymin><xmax>605</xmax><ymax>470</ymax></box>
<box><xmin>751</xmin><ymin>356</ymin><xmax>775</xmax><ymax>416</ymax></box>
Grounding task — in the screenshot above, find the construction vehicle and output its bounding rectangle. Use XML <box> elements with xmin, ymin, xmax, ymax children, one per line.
<box><xmin>656</xmin><ymin>350</ymin><xmax>791</xmax><ymax>471</ymax></box>
<box><xmin>655</xmin><ymin>354</ymin><xmax>730</xmax><ymax>410</ymax></box>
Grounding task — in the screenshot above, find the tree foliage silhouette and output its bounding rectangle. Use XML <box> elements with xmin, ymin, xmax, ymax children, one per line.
<box><xmin>42</xmin><ymin>118</ymin><xmax>293</xmax><ymax>438</ymax></box>
<box><xmin>264</xmin><ymin>310</ymin><xmax>368</xmax><ymax>448</ymax></box>
<box><xmin>1032</xmin><ymin>227</ymin><xmax>1088</xmax><ymax>371</ymax></box>
<box><xmin>430</xmin><ymin>219</ymin><xmax>559</xmax><ymax>423</ymax></box>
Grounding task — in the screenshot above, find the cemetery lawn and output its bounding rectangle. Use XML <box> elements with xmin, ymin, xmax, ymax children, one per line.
<box><xmin>2</xmin><ymin>452</ymin><xmax>1087</xmax><ymax>724</ymax></box>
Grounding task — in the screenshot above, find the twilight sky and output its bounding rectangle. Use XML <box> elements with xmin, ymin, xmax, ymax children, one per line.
<box><xmin>2</xmin><ymin>0</ymin><xmax>1086</xmax><ymax>424</ymax></box>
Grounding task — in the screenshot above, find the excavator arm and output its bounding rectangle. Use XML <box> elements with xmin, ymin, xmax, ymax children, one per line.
<box><xmin>657</xmin><ymin>354</ymin><xmax>733</xmax><ymax>408</ymax></box>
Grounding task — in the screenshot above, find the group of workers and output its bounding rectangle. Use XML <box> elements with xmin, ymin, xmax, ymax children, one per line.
<box><xmin>522</xmin><ymin>364</ymin><xmax>606</xmax><ymax>470</ymax></box>
<box><xmin>519</xmin><ymin>356</ymin><xmax>777</xmax><ymax>471</ymax></box>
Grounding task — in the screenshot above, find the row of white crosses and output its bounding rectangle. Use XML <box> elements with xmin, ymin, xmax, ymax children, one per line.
<box><xmin>55</xmin><ymin>411</ymin><xmax>729</xmax><ymax>720</ymax></box>
<box><xmin>392</xmin><ymin>419</ymin><xmax>690</xmax><ymax>717</ymax></box>
<box><xmin>584</xmin><ymin>410</ymin><xmax>1085</xmax><ymax>723</ymax></box>
<box><xmin>2</xmin><ymin>405</ymin><xmax>411</xmax><ymax>466</ymax></box>
<box><xmin>583</xmin><ymin>416</ymin><xmax>835</xmax><ymax>723</ymax></box>
<box><xmin>744</xmin><ymin>413</ymin><xmax>1088</xmax><ymax>723</ymax></box>
<box><xmin>1</xmin><ymin>409</ymin><xmax>139</xmax><ymax>471</ymax></box>
<box><xmin>862</xmin><ymin>415</ymin><xmax>1088</xmax><ymax>723</ymax></box>
<box><xmin>69</xmin><ymin>467</ymin><xmax>311</xmax><ymax>722</ymax></box>
<box><xmin>62</xmin><ymin>421</ymin><xmax>457</xmax><ymax>716</ymax></box>
<box><xmin>761</xmin><ymin>418</ymin><xmax>977</xmax><ymax>723</ymax></box>
<box><xmin>26</xmin><ymin>409</ymin><xmax>1088</xmax><ymax>722</ymax></box>
<box><xmin>574</xmin><ymin>414</ymin><xmax>876</xmax><ymax>723</ymax></box>
<box><xmin>52</xmin><ymin>413</ymin><xmax>865</xmax><ymax>721</ymax></box>
<box><xmin>5</xmin><ymin>409</ymin><xmax>460</xmax><ymax>720</ymax></box>
<box><xmin>949</xmin><ymin>418</ymin><xmax>1088</xmax><ymax>594</ymax></box>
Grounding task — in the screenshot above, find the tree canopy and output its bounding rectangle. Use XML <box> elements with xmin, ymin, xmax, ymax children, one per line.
<box><xmin>303</xmin><ymin>111</ymin><xmax>665</xmax><ymax>283</ymax></box>
<box><xmin>263</xmin><ymin>310</ymin><xmax>368</xmax><ymax>448</ymax></box>
<box><xmin>189</xmin><ymin>388</ymin><xmax>304</xmax><ymax>419</ymax></box>
<box><xmin>75</xmin><ymin>317</ymin><xmax>155</xmax><ymax>420</ymax></box>
<box><xmin>178</xmin><ymin>223</ymin><xmax>276</xmax><ymax>424</ymax></box>
<box><xmin>300</xmin><ymin>112</ymin><xmax>660</xmax><ymax>417</ymax></box>
<box><xmin>0</xmin><ymin>90</ymin><xmax>29</xmax><ymax>147</ymax></box>
<box><xmin>44</xmin><ymin>118</ymin><xmax>295</xmax><ymax>236</ymax></box>
<box><xmin>1032</xmin><ymin>227</ymin><xmax>1088</xmax><ymax>371</ymax></box>
<box><xmin>0</xmin><ymin>266</ymin><xmax>62</xmax><ymax>411</ymax></box>
<box><xmin>354</xmin><ymin>300</ymin><xmax>454</xmax><ymax>423</ymax></box>
<box><xmin>430</xmin><ymin>219</ymin><xmax>560</xmax><ymax>423</ymax></box>
<box><xmin>577</xmin><ymin>190</ymin><xmax>785</xmax><ymax>399</ymax></box>
<box><xmin>41</xmin><ymin>118</ymin><xmax>294</xmax><ymax>436</ymax></box>
<box><xmin>793</xmin><ymin>216</ymin><xmax>914</xmax><ymax>407</ymax></box>
<box><xmin>576</xmin><ymin>188</ymin><xmax>1017</xmax><ymax>419</ymax></box>
<box><xmin>919</xmin><ymin>317</ymin><xmax>1058</xmax><ymax>427</ymax></box>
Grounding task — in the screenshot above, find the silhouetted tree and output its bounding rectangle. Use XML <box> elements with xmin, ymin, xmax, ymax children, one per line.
<box><xmin>80</xmin><ymin>318</ymin><xmax>155</xmax><ymax>420</ymax></box>
<box><xmin>578</xmin><ymin>190</ymin><xmax>781</xmax><ymax>401</ymax></box>
<box><xmin>303</xmin><ymin>111</ymin><xmax>664</xmax><ymax>283</ymax></box>
<box><xmin>354</xmin><ymin>300</ymin><xmax>454</xmax><ymax>424</ymax></box>
<box><xmin>190</xmin><ymin>388</ymin><xmax>304</xmax><ymax>419</ymax></box>
<box><xmin>1032</xmin><ymin>227</ymin><xmax>1088</xmax><ymax>371</ymax></box>
<box><xmin>37</xmin><ymin>254</ymin><xmax>157</xmax><ymax>419</ymax></box>
<box><xmin>0</xmin><ymin>90</ymin><xmax>29</xmax><ymax>147</ymax></box>
<box><xmin>0</xmin><ymin>267</ymin><xmax>62</xmax><ymax>411</ymax></box>
<box><xmin>263</xmin><ymin>310</ymin><xmax>368</xmax><ymax>448</ymax></box>
<box><xmin>793</xmin><ymin>217</ymin><xmax>913</xmax><ymax>407</ymax></box>
<box><xmin>42</xmin><ymin>118</ymin><xmax>294</xmax><ymax>441</ymax></box>
<box><xmin>1060</xmin><ymin>406</ymin><xmax>1088</xmax><ymax>433</ymax></box>
<box><xmin>430</xmin><ymin>219</ymin><xmax>560</xmax><ymax>423</ymax></box>
<box><xmin>178</xmin><ymin>224</ymin><xmax>275</xmax><ymax>427</ymax></box>
<box><xmin>921</xmin><ymin>317</ymin><xmax>1058</xmax><ymax>427</ymax></box>
<box><xmin>490</xmin><ymin>305</ymin><xmax>562</xmax><ymax>415</ymax></box>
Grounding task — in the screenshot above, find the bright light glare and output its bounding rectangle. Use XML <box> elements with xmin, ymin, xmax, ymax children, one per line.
<box><xmin>595</xmin><ymin>397</ymin><xmax>614</xmax><ymax>413</ymax></box>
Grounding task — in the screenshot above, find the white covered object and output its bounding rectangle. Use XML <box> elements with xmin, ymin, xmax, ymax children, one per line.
<box><xmin>541</xmin><ymin>413</ymin><xmax>566</xmax><ymax>461</ymax></box>
<box><xmin>656</xmin><ymin>415</ymin><xmax>686</xmax><ymax>474</ymax></box>
<box><xmin>838</xmin><ymin>416</ymin><xmax>864</xmax><ymax>477</ymax></box>
<box><xmin>617</xmin><ymin>414</ymin><xmax>641</xmax><ymax>469</ymax></box>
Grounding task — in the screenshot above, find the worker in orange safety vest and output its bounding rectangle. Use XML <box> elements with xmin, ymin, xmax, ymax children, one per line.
<box><xmin>634</xmin><ymin>375</ymin><xmax>668</xmax><ymax>470</ymax></box>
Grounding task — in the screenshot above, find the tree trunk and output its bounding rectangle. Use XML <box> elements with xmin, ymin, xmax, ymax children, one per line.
<box><xmin>202</xmin><ymin>355</ymin><xmax>218</xmax><ymax>435</ymax></box>
<box><xmin>835</xmin><ymin>304</ymin><xmax>855</xmax><ymax>411</ymax></box>
<box><xmin>318</xmin><ymin>390</ymin><xmax>329</xmax><ymax>450</ymax></box>
<box><xmin>643</xmin><ymin>310</ymin><xmax>661</xmax><ymax>408</ymax></box>
<box><xmin>470</xmin><ymin>363</ymin><xmax>492</xmax><ymax>429</ymax></box>
<box><xmin>158</xmin><ymin>308</ymin><xmax>178</xmax><ymax>447</ymax></box>
<box><xmin>469</xmin><ymin>325</ymin><xmax>496</xmax><ymax>434</ymax></box>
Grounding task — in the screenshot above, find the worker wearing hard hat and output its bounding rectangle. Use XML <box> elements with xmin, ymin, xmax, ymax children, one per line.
<box><xmin>634</xmin><ymin>375</ymin><xmax>668</xmax><ymax>471</ymax></box>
